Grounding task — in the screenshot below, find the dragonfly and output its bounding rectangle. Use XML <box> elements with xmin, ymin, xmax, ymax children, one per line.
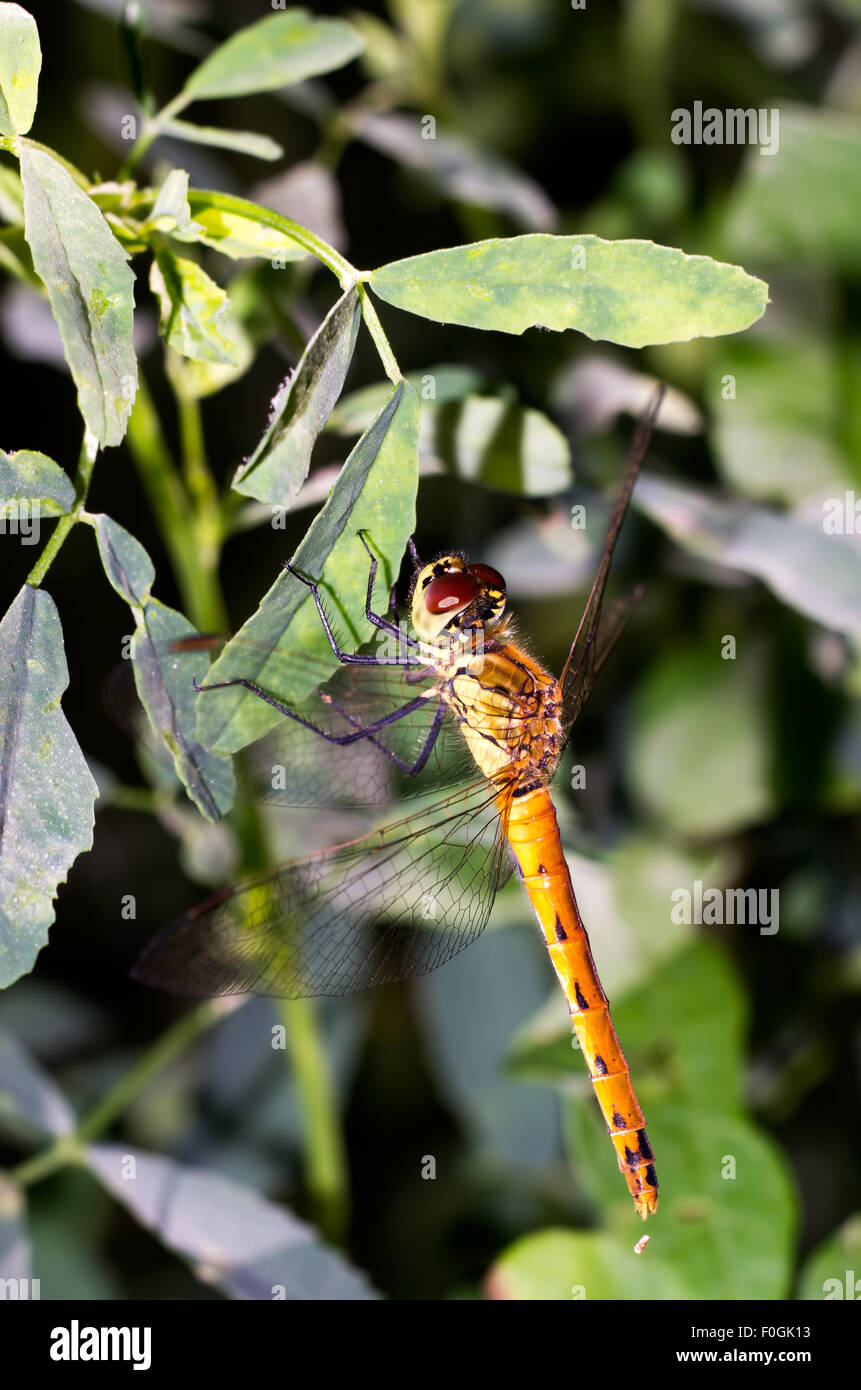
<box><xmin>132</xmin><ymin>387</ymin><xmax>666</xmax><ymax>1221</ymax></box>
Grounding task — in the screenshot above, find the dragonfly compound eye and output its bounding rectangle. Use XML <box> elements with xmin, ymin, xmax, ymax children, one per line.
<box><xmin>424</xmin><ymin>571</ymin><xmax>479</xmax><ymax>615</ymax></box>
<box><xmin>466</xmin><ymin>562</ymin><xmax>506</xmax><ymax>594</ymax></box>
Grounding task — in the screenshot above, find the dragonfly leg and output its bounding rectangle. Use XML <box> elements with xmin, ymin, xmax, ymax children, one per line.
<box><xmin>193</xmin><ymin>675</ymin><xmax>441</xmax><ymax>772</ymax></box>
<box><xmin>355</xmin><ymin>529</ymin><xmax>420</xmax><ymax>648</ymax></box>
<box><xmin>283</xmin><ymin>556</ymin><xmax>422</xmax><ymax>666</ymax></box>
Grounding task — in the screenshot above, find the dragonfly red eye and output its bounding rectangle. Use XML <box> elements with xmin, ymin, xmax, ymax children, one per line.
<box><xmin>424</xmin><ymin>572</ymin><xmax>479</xmax><ymax>615</ymax></box>
<box><xmin>467</xmin><ymin>563</ymin><xmax>506</xmax><ymax>591</ymax></box>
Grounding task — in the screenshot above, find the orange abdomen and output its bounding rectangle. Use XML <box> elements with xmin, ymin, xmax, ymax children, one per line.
<box><xmin>503</xmin><ymin>786</ymin><xmax>658</xmax><ymax>1220</ymax></box>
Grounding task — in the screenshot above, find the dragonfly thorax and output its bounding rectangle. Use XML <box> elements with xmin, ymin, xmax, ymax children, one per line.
<box><xmin>411</xmin><ymin>554</ymin><xmax>507</xmax><ymax>642</ymax></box>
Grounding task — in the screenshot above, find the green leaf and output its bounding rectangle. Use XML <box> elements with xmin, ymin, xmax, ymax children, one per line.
<box><xmin>160</xmin><ymin>118</ymin><xmax>283</xmax><ymax>162</ymax></box>
<box><xmin>370</xmin><ymin>235</ymin><xmax>768</xmax><ymax>348</ymax></box>
<box><xmin>19</xmin><ymin>142</ymin><xmax>137</xmax><ymax>447</ymax></box>
<box><xmin>131</xmin><ymin>600</ymin><xmax>236</xmax><ymax>822</ymax></box>
<box><xmin>150</xmin><ymin>247</ymin><xmax>241</xmax><ymax>365</ymax></box>
<box><xmin>87</xmin><ymin>1144</ymin><xmax>378</xmax><ymax>1300</ymax></box>
<box><xmin>183</xmin><ymin>9</ymin><xmax>364</xmax><ymax>100</ymax></box>
<box><xmin>328</xmin><ymin>364</ymin><xmax>482</xmax><ymax>432</ymax></box>
<box><xmin>624</xmin><ymin>641</ymin><xmax>777</xmax><ymax>836</ymax></box>
<box><xmin>634</xmin><ymin>474</ymin><xmax>861</xmax><ymax>636</ymax></box>
<box><xmin>0</xmin><ymin>3</ymin><xmax>41</xmax><ymax>136</ymax></box>
<box><xmin>0</xmin><ymin>160</ymin><xmax>24</xmax><ymax>222</ymax></box>
<box><xmin>726</xmin><ymin>105</ymin><xmax>861</xmax><ymax>273</ymax></box>
<box><xmin>174</xmin><ymin>204</ymin><xmax>307</xmax><ymax>262</ymax></box>
<box><xmin>232</xmin><ymin>286</ymin><xmax>362</xmax><ymax>505</ymax></box>
<box><xmin>198</xmin><ymin>381</ymin><xmax>420</xmax><ymax>752</ymax></box>
<box><xmin>0</xmin><ymin>586</ymin><xmax>98</xmax><ymax>988</ymax></box>
<box><xmin>797</xmin><ymin>1214</ymin><xmax>861</xmax><ymax>1300</ymax></box>
<box><xmin>91</xmin><ymin>514</ymin><xmax>155</xmax><ymax>607</ymax></box>
<box><xmin>488</xmin><ymin>1228</ymin><xmax>689</xmax><ymax>1300</ymax></box>
<box><xmin>0</xmin><ymin>1027</ymin><xmax>75</xmax><ymax>1139</ymax></box>
<box><xmin>0</xmin><ymin>448</ymin><xmax>74</xmax><ymax>516</ymax></box>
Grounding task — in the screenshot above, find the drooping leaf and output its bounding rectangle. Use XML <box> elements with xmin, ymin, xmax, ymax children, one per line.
<box><xmin>160</xmin><ymin>119</ymin><xmax>283</xmax><ymax>162</ymax></box>
<box><xmin>0</xmin><ymin>3</ymin><xmax>41</xmax><ymax>136</ymax></box>
<box><xmin>130</xmin><ymin>599</ymin><xmax>236</xmax><ymax>822</ymax></box>
<box><xmin>87</xmin><ymin>1145</ymin><xmax>378</xmax><ymax>1300</ymax></box>
<box><xmin>369</xmin><ymin>235</ymin><xmax>768</xmax><ymax>348</ymax></box>
<box><xmin>198</xmin><ymin>381</ymin><xmax>420</xmax><ymax>752</ymax></box>
<box><xmin>91</xmin><ymin>514</ymin><xmax>155</xmax><ymax>607</ymax></box>
<box><xmin>353</xmin><ymin>111</ymin><xmax>556</xmax><ymax>230</ymax></box>
<box><xmin>624</xmin><ymin>640</ymin><xmax>777</xmax><ymax>837</ymax></box>
<box><xmin>0</xmin><ymin>1027</ymin><xmax>75</xmax><ymax>1140</ymax></box>
<box><xmin>0</xmin><ymin>448</ymin><xmax>74</xmax><ymax>516</ymax></box>
<box><xmin>182</xmin><ymin>10</ymin><xmax>364</xmax><ymax>101</ymax></box>
<box><xmin>19</xmin><ymin>142</ymin><xmax>137</xmax><ymax>446</ymax></box>
<box><xmin>150</xmin><ymin>247</ymin><xmax>241</xmax><ymax>365</ymax></box>
<box><xmin>0</xmin><ymin>586</ymin><xmax>98</xmax><ymax>987</ymax></box>
<box><xmin>634</xmin><ymin>474</ymin><xmax>861</xmax><ymax>636</ymax></box>
<box><xmin>232</xmin><ymin>286</ymin><xmax>362</xmax><ymax>505</ymax></box>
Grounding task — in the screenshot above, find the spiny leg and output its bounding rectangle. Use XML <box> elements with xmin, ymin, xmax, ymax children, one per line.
<box><xmin>284</xmin><ymin>549</ymin><xmax>422</xmax><ymax>667</ymax></box>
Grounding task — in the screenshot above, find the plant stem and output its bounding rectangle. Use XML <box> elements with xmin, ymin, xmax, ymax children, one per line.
<box><xmin>118</xmin><ymin>91</ymin><xmax>191</xmax><ymax>179</ymax></box>
<box><xmin>280</xmin><ymin>998</ymin><xmax>350</xmax><ymax>1246</ymax></box>
<box><xmin>357</xmin><ymin>283</ymin><xmax>402</xmax><ymax>384</ymax></box>
<box><xmin>26</xmin><ymin>432</ymin><xmax>96</xmax><ymax>587</ymax></box>
<box><xmin>186</xmin><ymin>189</ymin><xmax>358</xmax><ymax>287</ymax></box>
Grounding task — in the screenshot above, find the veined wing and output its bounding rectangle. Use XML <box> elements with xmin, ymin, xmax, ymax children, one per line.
<box><xmin>106</xmin><ymin>632</ymin><xmax>479</xmax><ymax>809</ymax></box>
<box><xmin>559</xmin><ymin>387</ymin><xmax>664</xmax><ymax>731</ymax></box>
<box><xmin>132</xmin><ymin>776</ymin><xmax>516</xmax><ymax>997</ymax></box>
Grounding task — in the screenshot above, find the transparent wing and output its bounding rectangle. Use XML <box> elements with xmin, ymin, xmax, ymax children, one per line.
<box><xmin>106</xmin><ymin>635</ymin><xmax>477</xmax><ymax>808</ymax></box>
<box><xmin>559</xmin><ymin>387</ymin><xmax>664</xmax><ymax>730</ymax></box>
<box><xmin>132</xmin><ymin>776</ymin><xmax>515</xmax><ymax>998</ymax></box>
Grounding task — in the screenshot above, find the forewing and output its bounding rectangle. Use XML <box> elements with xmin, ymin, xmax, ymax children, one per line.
<box><xmin>132</xmin><ymin>778</ymin><xmax>515</xmax><ymax>997</ymax></box>
<box><xmin>559</xmin><ymin>387</ymin><xmax>664</xmax><ymax>730</ymax></box>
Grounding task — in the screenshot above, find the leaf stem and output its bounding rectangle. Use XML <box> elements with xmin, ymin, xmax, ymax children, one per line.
<box><xmin>118</xmin><ymin>92</ymin><xmax>191</xmax><ymax>179</ymax></box>
<box><xmin>26</xmin><ymin>432</ymin><xmax>97</xmax><ymax>587</ymax></box>
<box><xmin>357</xmin><ymin>283</ymin><xmax>402</xmax><ymax>384</ymax></box>
<box><xmin>280</xmin><ymin>998</ymin><xmax>350</xmax><ymax>1246</ymax></box>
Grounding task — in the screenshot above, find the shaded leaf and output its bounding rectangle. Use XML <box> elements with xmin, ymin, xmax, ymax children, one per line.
<box><xmin>87</xmin><ymin>1144</ymin><xmax>378</xmax><ymax>1300</ymax></box>
<box><xmin>624</xmin><ymin>640</ymin><xmax>777</xmax><ymax>836</ymax></box>
<box><xmin>150</xmin><ymin>247</ymin><xmax>240</xmax><ymax>365</ymax></box>
<box><xmin>0</xmin><ymin>1176</ymin><xmax>28</xmax><ymax>1280</ymax></box>
<box><xmin>91</xmin><ymin>514</ymin><xmax>155</xmax><ymax>607</ymax></box>
<box><xmin>487</xmin><ymin>1228</ymin><xmax>688</xmax><ymax>1300</ymax></box>
<box><xmin>198</xmin><ymin>381</ymin><xmax>420</xmax><ymax>752</ymax></box>
<box><xmin>328</xmin><ymin>364</ymin><xmax>482</xmax><ymax>432</ymax></box>
<box><xmin>353</xmin><ymin>111</ymin><xmax>556</xmax><ymax>230</ymax></box>
<box><xmin>0</xmin><ymin>586</ymin><xmax>98</xmax><ymax>987</ymax></box>
<box><xmin>0</xmin><ymin>448</ymin><xmax>74</xmax><ymax>516</ymax></box>
<box><xmin>635</xmin><ymin>473</ymin><xmax>861</xmax><ymax>636</ymax></box>
<box><xmin>232</xmin><ymin>286</ymin><xmax>361</xmax><ymax>505</ymax></box>
<box><xmin>20</xmin><ymin>142</ymin><xmax>137</xmax><ymax>446</ymax></box>
<box><xmin>160</xmin><ymin>119</ymin><xmax>283</xmax><ymax>162</ymax></box>
<box><xmin>0</xmin><ymin>2</ymin><xmax>41</xmax><ymax>136</ymax></box>
<box><xmin>370</xmin><ymin>235</ymin><xmax>768</xmax><ymax>348</ymax></box>
<box><xmin>797</xmin><ymin>1213</ymin><xmax>861</xmax><ymax>1299</ymax></box>
<box><xmin>183</xmin><ymin>10</ymin><xmax>364</xmax><ymax>101</ymax></box>
<box><xmin>0</xmin><ymin>1027</ymin><xmax>75</xmax><ymax>1140</ymax></box>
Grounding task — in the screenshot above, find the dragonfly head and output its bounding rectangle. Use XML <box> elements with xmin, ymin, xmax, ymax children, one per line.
<box><xmin>411</xmin><ymin>555</ymin><xmax>507</xmax><ymax>642</ymax></box>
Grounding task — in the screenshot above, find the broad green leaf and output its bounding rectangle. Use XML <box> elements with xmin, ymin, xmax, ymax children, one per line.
<box><xmin>797</xmin><ymin>1214</ymin><xmax>861</xmax><ymax>1300</ymax></box>
<box><xmin>634</xmin><ymin>474</ymin><xmax>861</xmax><ymax>636</ymax></box>
<box><xmin>566</xmin><ymin>1101</ymin><xmax>796</xmax><ymax>1298</ymax></box>
<box><xmin>487</xmin><ymin>1228</ymin><xmax>688</xmax><ymax>1300</ymax></box>
<box><xmin>87</xmin><ymin>1144</ymin><xmax>378</xmax><ymax>1300</ymax></box>
<box><xmin>624</xmin><ymin>641</ymin><xmax>777</xmax><ymax>836</ymax></box>
<box><xmin>0</xmin><ymin>1027</ymin><xmax>75</xmax><ymax>1139</ymax></box>
<box><xmin>0</xmin><ymin>3</ymin><xmax>41</xmax><ymax>135</ymax></box>
<box><xmin>0</xmin><ymin>448</ymin><xmax>74</xmax><ymax>516</ymax></box>
<box><xmin>370</xmin><ymin>236</ymin><xmax>768</xmax><ymax>348</ymax></box>
<box><xmin>198</xmin><ymin>381</ymin><xmax>420</xmax><ymax>752</ymax></box>
<box><xmin>183</xmin><ymin>10</ymin><xmax>364</xmax><ymax>100</ymax></box>
<box><xmin>160</xmin><ymin>119</ymin><xmax>283</xmax><ymax>162</ymax></box>
<box><xmin>726</xmin><ymin>105</ymin><xmax>861</xmax><ymax>273</ymax></box>
<box><xmin>353</xmin><ymin>111</ymin><xmax>556</xmax><ymax>230</ymax></box>
<box><xmin>512</xmin><ymin>941</ymin><xmax>746</xmax><ymax>1116</ymax></box>
<box><xmin>91</xmin><ymin>514</ymin><xmax>155</xmax><ymax>607</ymax></box>
<box><xmin>150</xmin><ymin>248</ymin><xmax>241</xmax><ymax>365</ymax></box>
<box><xmin>19</xmin><ymin>143</ymin><xmax>137</xmax><ymax>446</ymax></box>
<box><xmin>131</xmin><ymin>599</ymin><xmax>236</xmax><ymax>822</ymax></box>
<box><xmin>233</xmin><ymin>286</ymin><xmax>361</xmax><ymax>505</ymax></box>
<box><xmin>709</xmin><ymin>331</ymin><xmax>851</xmax><ymax>505</ymax></box>
<box><xmin>0</xmin><ymin>586</ymin><xmax>98</xmax><ymax>987</ymax></box>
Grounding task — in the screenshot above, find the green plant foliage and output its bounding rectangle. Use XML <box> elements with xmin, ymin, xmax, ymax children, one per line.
<box><xmin>0</xmin><ymin>2</ymin><xmax>40</xmax><ymax>136</ymax></box>
<box><xmin>0</xmin><ymin>587</ymin><xmax>98</xmax><ymax>987</ymax></box>
<box><xmin>182</xmin><ymin>10</ymin><xmax>365</xmax><ymax>101</ymax></box>
<box><xmin>797</xmin><ymin>1214</ymin><xmax>861</xmax><ymax>1300</ymax></box>
<box><xmin>0</xmin><ymin>448</ymin><xmax>74</xmax><ymax>515</ymax></box>
<box><xmin>150</xmin><ymin>248</ymin><xmax>241</xmax><ymax>366</ymax></box>
<box><xmin>370</xmin><ymin>236</ymin><xmax>768</xmax><ymax>347</ymax></box>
